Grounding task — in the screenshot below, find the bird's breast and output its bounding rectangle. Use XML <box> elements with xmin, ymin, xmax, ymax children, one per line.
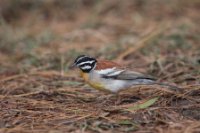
<box><xmin>80</xmin><ymin>71</ymin><xmax>112</xmax><ymax>93</ymax></box>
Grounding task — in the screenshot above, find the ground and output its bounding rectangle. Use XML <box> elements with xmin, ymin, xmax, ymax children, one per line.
<box><xmin>0</xmin><ymin>0</ymin><xmax>200</xmax><ymax>133</ymax></box>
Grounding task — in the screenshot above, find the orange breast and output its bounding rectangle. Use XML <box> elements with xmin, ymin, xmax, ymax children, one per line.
<box><xmin>80</xmin><ymin>71</ymin><xmax>112</xmax><ymax>93</ymax></box>
<box><xmin>80</xmin><ymin>71</ymin><xmax>89</xmax><ymax>81</ymax></box>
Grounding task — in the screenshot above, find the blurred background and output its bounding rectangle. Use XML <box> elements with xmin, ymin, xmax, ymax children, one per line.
<box><xmin>0</xmin><ymin>1</ymin><xmax>200</xmax><ymax>132</ymax></box>
<box><xmin>0</xmin><ymin>0</ymin><xmax>199</xmax><ymax>82</ymax></box>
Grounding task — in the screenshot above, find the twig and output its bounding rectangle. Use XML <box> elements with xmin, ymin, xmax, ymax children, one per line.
<box><xmin>0</xmin><ymin>74</ymin><xmax>27</xmax><ymax>83</ymax></box>
<box><xmin>12</xmin><ymin>91</ymin><xmax>44</xmax><ymax>98</ymax></box>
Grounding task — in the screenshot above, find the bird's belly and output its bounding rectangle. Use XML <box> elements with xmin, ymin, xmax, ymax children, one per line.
<box><xmin>87</xmin><ymin>76</ymin><xmax>127</xmax><ymax>93</ymax></box>
<box><xmin>93</xmin><ymin>78</ymin><xmax>155</xmax><ymax>93</ymax></box>
<box><xmin>87</xmin><ymin>81</ymin><xmax>112</xmax><ymax>93</ymax></box>
<box><xmin>101</xmin><ymin>79</ymin><xmax>132</xmax><ymax>93</ymax></box>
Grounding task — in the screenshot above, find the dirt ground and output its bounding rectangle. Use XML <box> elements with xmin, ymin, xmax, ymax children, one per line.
<box><xmin>0</xmin><ymin>0</ymin><xmax>200</xmax><ymax>133</ymax></box>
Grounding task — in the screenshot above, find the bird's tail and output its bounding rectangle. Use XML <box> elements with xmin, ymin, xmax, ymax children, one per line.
<box><xmin>130</xmin><ymin>78</ymin><xmax>183</xmax><ymax>93</ymax></box>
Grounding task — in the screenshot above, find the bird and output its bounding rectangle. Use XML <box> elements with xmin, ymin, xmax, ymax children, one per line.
<box><xmin>71</xmin><ymin>55</ymin><xmax>181</xmax><ymax>93</ymax></box>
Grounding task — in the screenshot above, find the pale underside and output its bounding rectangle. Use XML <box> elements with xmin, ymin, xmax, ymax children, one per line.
<box><xmin>87</xmin><ymin>67</ymin><xmax>156</xmax><ymax>93</ymax></box>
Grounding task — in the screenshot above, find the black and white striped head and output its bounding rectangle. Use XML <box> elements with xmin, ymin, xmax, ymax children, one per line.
<box><xmin>73</xmin><ymin>55</ymin><xmax>97</xmax><ymax>73</ymax></box>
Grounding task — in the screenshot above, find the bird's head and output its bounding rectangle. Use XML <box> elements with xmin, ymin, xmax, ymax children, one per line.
<box><xmin>71</xmin><ymin>55</ymin><xmax>97</xmax><ymax>73</ymax></box>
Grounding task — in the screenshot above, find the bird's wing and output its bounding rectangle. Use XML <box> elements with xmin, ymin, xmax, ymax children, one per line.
<box><xmin>95</xmin><ymin>59</ymin><xmax>156</xmax><ymax>81</ymax></box>
<box><xmin>98</xmin><ymin>68</ymin><xmax>156</xmax><ymax>81</ymax></box>
<box><xmin>115</xmin><ymin>70</ymin><xmax>156</xmax><ymax>80</ymax></box>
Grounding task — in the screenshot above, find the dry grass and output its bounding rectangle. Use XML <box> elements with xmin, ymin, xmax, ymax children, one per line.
<box><xmin>0</xmin><ymin>0</ymin><xmax>200</xmax><ymax>133</ymax></box>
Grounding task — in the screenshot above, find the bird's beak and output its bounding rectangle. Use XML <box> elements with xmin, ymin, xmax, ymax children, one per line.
<box><xmin>69</xmin><ymin>63</ymin><xmax>76</xmax><ymax>69</ymax></box>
